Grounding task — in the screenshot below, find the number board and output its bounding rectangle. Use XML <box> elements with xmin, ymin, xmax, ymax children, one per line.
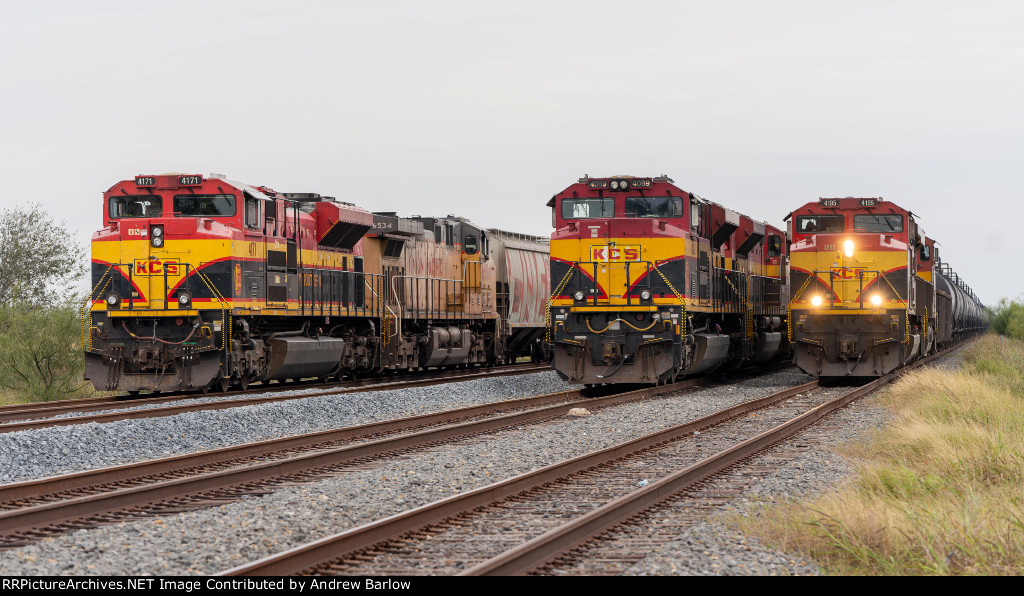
<box><xmin>859</xmin><ymin>198</ymin><xmax>878</xmax><ymax>207</ymax></box>
<box><xmin>819</xmin><ymin>199</ymin><xmax>839</xmax><ymax>208</ymax></box>
<box><xmin>178</xmin><ymin>175</ymin><xmax>203</xmax><ymax>186</ymax></box>
<box><xmin>135</xmin><ymin>176</ymin><xmax>156</xmax><ymax>187</ymax></box>
<box><xmin>371</xmin><ymin>214</ymin><xmax>398</xmax><ymax>233</ymax></box>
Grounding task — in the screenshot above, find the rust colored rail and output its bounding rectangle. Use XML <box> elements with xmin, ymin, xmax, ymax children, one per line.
<box><xmin>0</xmin><ymin>364</ymin><xmax>551</xmax><ymax>433</ymax></box>
<box><xmin>221</xmin><ymin>343</ymin><xmax>965</xmax><ymax>576</ymax></box>
<box><xmin>219</xmin><ymin>380</ymin><xmax>817</xmax><ymax>575</ymax></box>
<box><xmin>0</xmin><ymin>379</ymin><xmax>706</xmax><ymax>544</ymax></box>
<box><xmin>466</xmin><ymin>347</ymin><xmax>958</xmax><ymax>575</ymax></box>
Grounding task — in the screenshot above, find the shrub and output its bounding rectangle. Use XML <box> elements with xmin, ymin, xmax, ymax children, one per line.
<box><xmin>0</xmin><ymin>303</ymin><xmax>91</xmax><ymax>402</ymax></box>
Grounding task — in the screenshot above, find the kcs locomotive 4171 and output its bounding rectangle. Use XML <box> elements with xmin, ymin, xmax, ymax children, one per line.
<box><xmin>83</xmin><ymin>173</ymin><xmax>550</xmax><ymax>393</ymax></box>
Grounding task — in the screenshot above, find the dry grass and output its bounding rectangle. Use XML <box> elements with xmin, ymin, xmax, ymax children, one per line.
<box><xmin>733</xmin><ymin>335</ymin><xmax>1024</xmax><ymax>575</ymax></box>
<box><xmin>0</xmin><ymin>391</ymin><xmax>27</xmax><ymax>406</ymax></box>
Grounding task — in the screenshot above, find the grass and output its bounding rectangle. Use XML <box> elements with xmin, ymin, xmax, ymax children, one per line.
<box><xmin>732</xmin><ymin>334</ymin><xmax>1024</xmax><ymax>575</ymax></box>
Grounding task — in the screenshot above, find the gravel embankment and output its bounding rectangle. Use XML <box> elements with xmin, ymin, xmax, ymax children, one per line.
<box><xmin>0</xmin><ymin>350</ymin><xmax>965</xmax><ymax>576</ymax></box>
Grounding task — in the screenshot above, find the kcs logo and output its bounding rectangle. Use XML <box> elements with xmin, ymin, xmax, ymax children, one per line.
<box><xmin>830</xmin><ymin>267</ymin><xmax>867</xmax><ymax>280</ymax></box>
<box><xmin>134</xmin><ymin>259</ymin><xmax>181</xmax><ymax>276</ymax></box>
<box><xmin>591</xmin><ymin>246</ymin><xmax>640</xmax><ymax>262</ymax></box>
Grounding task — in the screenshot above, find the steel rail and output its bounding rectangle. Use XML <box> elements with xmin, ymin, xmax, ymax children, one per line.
<box><xmin>219</xmin><ymin>379</ymin><xmax>817</xmax><ymax>576</ymax></box>
<box><xmin>0</xmin><ymin>364</ymin><xmax>551</xmax><ymax>433</ymax></box>
<box><xmin>0</xmin><ymin>363</ymin><xmax>549</xmax><ymax>423</ymax></box>
<box><xmin>0</xmin><ymin>379</ymin><xmax>705</xmax><ymax>540</ymax></box>
<box><xmin>462</xmin><ymin>346</ymin><xmax>958</xmax><ymax>575</ymax></box>
<box><xmin>0</xmin><ymin>383</ymin><xmax>594</xmax><ymax>506</ymax></box>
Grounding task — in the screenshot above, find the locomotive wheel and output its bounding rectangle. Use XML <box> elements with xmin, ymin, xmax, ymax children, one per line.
<box><xmin>126</xmin><ymin>390</ymin><xmax>140</xmax><ymax>396</ymax></box>
<box><xmin>239</xmin><ymin>374</ymin><xmax>250</xmax><ymax>391</ymax></box>
<box><xmin>219</xmin><ymin>376</ymin><xmax>231</xmax><ymax>392</ymax></box>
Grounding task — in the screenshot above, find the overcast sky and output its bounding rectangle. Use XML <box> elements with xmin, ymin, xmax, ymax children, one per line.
<box><xmin>2</xmin><ymin>0</ymin><xmax>1020</xmax><ymax>304</ymax></box>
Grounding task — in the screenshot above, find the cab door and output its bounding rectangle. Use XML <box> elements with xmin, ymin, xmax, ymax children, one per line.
<box><xmin>461</xmin><ymin>225</ymin><xmax>483</xmax><ymax>314</ymax></box>
<box><xmin>581</xmin><ymin>221</ymin><xmax>611</xmax><ymax>303</ymax></box>
<box><xmin>265</xmin><ymin>199</ymin><xmax>289</xmax><ymax>309</ymax></box>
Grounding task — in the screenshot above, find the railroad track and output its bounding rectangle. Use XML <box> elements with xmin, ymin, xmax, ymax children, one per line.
<box><xmin>218</xmin><ymin>348</ymin><xmax>958</xmax><ymax>576</ymax></box>
<box><xmin>0</xmin><ymin>376</ymin><xmax>720</xmax><ymax>547</ymax></box>
<box><xmin>0</xmin><ymin>363</ymin><xmax>551</xmax><ymax>433</ymax></box>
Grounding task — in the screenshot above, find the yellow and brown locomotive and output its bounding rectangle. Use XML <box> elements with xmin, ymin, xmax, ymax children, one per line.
<box><xmin>787</xmin><ymin>197</ymin><xmax>986</xmax><ymax>378</ymax></box>
<box><xmin>83</xmin><ymin>173</ymin><xmax>550</xmax><ymax>393</ymax></box>
<box><xmin>547</xmin><ymin>175</ymin><xmax>790</xmax><ymax>384</ymax></box>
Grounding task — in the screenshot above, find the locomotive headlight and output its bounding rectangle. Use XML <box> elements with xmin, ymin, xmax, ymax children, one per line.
<box><xmin>609</xmin><ymin>180</ymin><xmax>620</xmax><ymax>190</ymax></box>
<box><xmin>640</xmin><ymin>289</ymin><xmax>652</xmax><ymax>301</ymax></box>
<box><xmin>574</xmin><ymin>290</ymin><xmax>585</xmax><ymax>301</ymax></box>
<box><xmin>811</xmin><ymin>295</ymin><xmax>823</xmax><ymax>307</ymax></box>
<box><xmin>871</xmin><ymin>294</ymin><xmax>883</xmax><ymax>306</ymax></box>
<box><xmin>151</xmin><ymin>225</ymin><xmax>164</xmax><ymax>248</ymax></box>
<box><xmin>105</xmin><ymin>293</ymin><xmax>120</xmax><ymax>308</ymax></box>
<box><xmin>178</xmin><ymin>293</ymin><xmax>192</xmax><ymax>307</ymax></box>
<box><xmin>844</xmin><ymin>240</ymin><xmax>854</xmax><ymax>257</ymax></box>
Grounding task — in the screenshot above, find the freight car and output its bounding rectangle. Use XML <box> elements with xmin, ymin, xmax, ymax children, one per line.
<box><xmin>787</xmin><ymin>197</ymin><xmax>986</xmax><ymax>378</ymax></box>
<box><xmin>82</xmin><ymin>173</ymin><xmax>550</xmax><ymax>393</ymax></box>
<box><xmin>546</xmin><ymin>175</ymin><xmax>790</xmax><ymax>385</ymax></box>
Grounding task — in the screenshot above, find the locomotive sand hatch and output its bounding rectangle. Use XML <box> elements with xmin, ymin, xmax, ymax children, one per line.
<box><xmin>82</xmin><ymin>173</ymin><xmax>550</xmax><ymax>393</ymax></box>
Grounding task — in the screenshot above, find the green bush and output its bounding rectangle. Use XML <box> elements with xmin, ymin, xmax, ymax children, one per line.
<box><xmin>988</xmin><ymin>297</ymin><xmax>1024</xmax><ymax>339</ymax></box>
<box><xmin>0</xmin><ymin>303</ymin><xmax>91</xmax><ymax>402</ymax></box>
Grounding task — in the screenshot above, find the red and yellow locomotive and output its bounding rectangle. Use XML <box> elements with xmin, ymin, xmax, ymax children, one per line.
<box><xmin>83</xmin><ymin>173</ymin><xmax>550</xmax><ymax>393</ymax></box>
<box><xmin>547</xmin><ymin>175</ymin><xmax>790</xmax><ymax>384</ymax></box>
<box><xmin>787</xmin><ymin>197</ymin><xmax>986</xmax><ymax>378</ymax></box>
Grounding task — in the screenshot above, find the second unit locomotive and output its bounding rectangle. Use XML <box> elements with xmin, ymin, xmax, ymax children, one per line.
<box><xmin>787</xmin><ymin>197</ymin><xmax>987</xmax><ymax>378</ymax></box>
<box><xmin>83</xmin><ymin>173</ymin><xmax>550</xmax><ymax>393</ymax></box>
<box><xmin>547</xmin><ymin>175</ymin><xmax>790</xmax><ymax>384</ymax></box>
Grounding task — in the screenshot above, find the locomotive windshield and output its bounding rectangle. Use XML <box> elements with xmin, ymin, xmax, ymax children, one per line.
<box><xmin>561</xmin><ymin>198</ymin><xmax>613</xmax><ymax>220</ymax></box>
<box><xmin>625</xmin><ymin>196</ymin><xmax>683</xmax><ymax>218</ymax></box>
<box><xmin>109</xmin><ymin>196</ymin><xmax>163</xmax><ymax>219</ymax></box>
<box><xmin>796</xmin><ymin>214</ymin><xmax>844</xmax><ymax>233</ymax></box>
<box><xmin>173</xmin><ymin>194</ymin><xmax>237</xmax><ymax>217</ymax></box>
<box><xmin>853</xmin><ymin>214</ymin><xmax>903</xmax><ymax>233</ymax></box>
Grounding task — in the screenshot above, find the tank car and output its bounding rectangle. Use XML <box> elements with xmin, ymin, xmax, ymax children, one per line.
<box><xmin>82</xmin><ymin>173</ymin><xmax>550</xmax><ymax>393</ymax></box>
<box><xmin>546</xmin><ymin>175</ymin><xmax>790</xmax><ymax>385</ymax></box>
<box><xmin>787</xmin><ymin>197</ymin><xmax>986</xmax><ymax>378</ymax></box>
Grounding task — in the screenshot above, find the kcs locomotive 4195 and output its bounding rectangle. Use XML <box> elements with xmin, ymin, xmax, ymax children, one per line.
<box><xmin>787</xmin><ymin>197</ymin><xmax>986</xmax><ymax>378</ymax></box>
<box><xmin>83</xmin><ymin>173</ymin><xmax>550</xmax><ymax>393</ymax></box>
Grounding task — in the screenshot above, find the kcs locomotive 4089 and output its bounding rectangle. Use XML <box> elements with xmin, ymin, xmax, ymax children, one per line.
<box><xmin>83</xmin><ymin>173</ymin><xmax>550</xmax><ymax>393</ymax></box>
<box><xmin>547</xmin><ymin>175</ymin><xmax>790</xmax><ymax>384</ymax></box>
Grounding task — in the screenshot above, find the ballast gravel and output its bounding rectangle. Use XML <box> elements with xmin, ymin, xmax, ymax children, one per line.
<box><xmin>0</xmin><ymin>372</ymin><xmax>570</xmax><ymax>484</ymax></box>
<box><xmin>0</xmin><ymin>351</ymin><xmax>965</xmax><ymax>576</ymax></box>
